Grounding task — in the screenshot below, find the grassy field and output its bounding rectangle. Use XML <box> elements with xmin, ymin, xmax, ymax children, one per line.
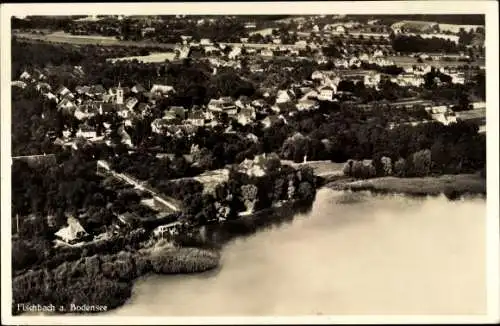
<box><xmin>388</xmin><ymin>55</ymin><xmax>485</xmax><ymax>68</ymax></box>
<box><xmin>327</xmin><ymin>173</ymin><xmax>486</xmax><ymax>198</ymax></box>
<box><xmin>438</xmin><ymin>23</ymin><xmax>484</xmax><ymax>34</ymax></box>
<box><xmin>456</xmin><ymin>108</ymin><xmax>486</xmax><ymax>121</ymax></box>
<box><xmin>281</xmin><ymin>160</ymin><xmax>345</xmax><ymax>176</ymax></box>
<box><xmin>107</xmin><ymin>52</ymin><xmax>177</xmax><ymax>63</ymax></box>
<box><xmin>14</xmin><ymin>31</ymin><xmax>177</xmax><ymax>49</ymax></box>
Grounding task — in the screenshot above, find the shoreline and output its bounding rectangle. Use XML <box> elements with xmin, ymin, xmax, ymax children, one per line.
<box><xmin>324</xmin><ymin>173</ymin><xmax>486</xmax><ymax>199</ymax></box>
<box><xmin>13</xmin><ymin>173</ymin><xmax>486</xmax><ymax>315</ymax></box>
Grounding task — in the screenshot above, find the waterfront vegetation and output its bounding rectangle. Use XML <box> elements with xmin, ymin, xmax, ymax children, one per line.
<box><xmin>327</xmin><ymin>173</ymin><xmax>486</xmax><ymax>199</ymax></box>
<box><xmin>12</xmin><ymin>246</ymin><xmax>220</xmax><ymax>315</ymax></box>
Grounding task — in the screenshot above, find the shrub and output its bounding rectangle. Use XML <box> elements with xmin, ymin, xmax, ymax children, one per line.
<box><xmin>394</xmin><ymin>158</ymin><xmax>407</xmax><ymax>177</ymax></box>
<box><xmin>150</xmin><ymin>248</ymin><xmax>220</xmax><ymax>274</ymax></box>
<box><xmin>411</xmin><ymin>149</ymin><xmax>432</xmax><ymax>177</ymax></box>
<box><xmin>381</xmin><ymin>156</ymin><xmax>393</xmax><ymax>176</ymax></box>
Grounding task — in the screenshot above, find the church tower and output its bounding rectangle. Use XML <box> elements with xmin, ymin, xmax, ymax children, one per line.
<box><xmin>116</xmin><ymin>82</ymin><xmax>124</xmax><ymax>105</ymax></box>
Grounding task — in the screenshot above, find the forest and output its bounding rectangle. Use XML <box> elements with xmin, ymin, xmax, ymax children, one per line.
<box><xmin>391</xmin><ymin>34</ymin><xmax>460</xmax><ymax>53</ymax></box>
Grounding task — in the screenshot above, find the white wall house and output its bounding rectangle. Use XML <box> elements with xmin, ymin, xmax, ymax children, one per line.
<box><xmin>317</xmin><ymin>85</ymin><xmax>336</xmax><ymax>101</ymax></box>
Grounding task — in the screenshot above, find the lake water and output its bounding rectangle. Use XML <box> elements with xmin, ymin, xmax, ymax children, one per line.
<box><xmin>108</xmin><ymin>189</ymin><xmax>486</xmax><ymax>316</ymax></box>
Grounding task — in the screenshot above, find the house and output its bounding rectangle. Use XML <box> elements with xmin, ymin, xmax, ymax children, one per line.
<box><xmin>311</xmin><ymin>70</ymin><xmax>325</xmax><ymax>81</ymax></box>
<box><xmin>244</xmin><ymin>22</ymin><xmax>257</xmax><ymax>29</ymax></box>
<box><xmin>137</xmin><ymin>103</ymin><xmax>152</xmax><ymax>117</ymax></box>
<box><xmin>76</xmin><ymin>124</ymin><xmax>97</xmax><ymax>139</ymax></box>
<box><xmin>162</xmin><ymin>111</ymin><xmax>179</xmax><ymax>124</ymax></box>
<box><xmin>11</xmin><ymin>81</ymin><xmax>27</xmax><ymax>89</ymax></box>
<box><xmin>20</xmin><ymin>71</ymin><xmax>31</xmax><ymax>80</ymax></box>
<box><xmin>35</xmin><ymin>82</ymin><xmax>51</xmax><ymax>93</ymax></box>
<box><xmin>56</xmin><ymin>85</ymin><xmax>71</xmax><ymax>98</ymax></box>
<box><xmin>237</xmin><ymin>107</ymin><xmax>256</xmax><ymax>126</ymax></box>
<box><xmin>44</xmin><ymin>92</ymin><xmax>57</xmax><ymax>102</ymax></box>
<box><xmin>117</xmin><ymin>211</ymin><xmax>139</xmax><ymax>227</ymax></box>
<box><xmin>294</xmin><ymin>40</ymin><xmax>308</xmax><ymax>49</ymax></box>
<box><xmin>296</xmin><ymin>99</ymin><xmax>319</xmax><ymax>111</ymax></box>
<box><xmin>150</xmin><ymin>84</ymin><xmax>175</xmax><ymax>96</ymax></box>
<box><xmin>261</xmin><ymin>49</ymin><xmax>274</xmax><ymax>57</ymax></box>
<box><xmin>151</xmin><ymin>118</ymin><xmax>172</xmax><ymax>134</ymax></box>
<box><xmin>55</xmin><ymin>216</ymin><xmax>89</xmax><ymax>244</ymax></box>
<box><xmin>373</xmin><ymin>49</ymin><xmax>384</xmax><ymax>58</ymax></box>
<box><xmin>208</xmin><ymin>97</ymin><xmax>234</xmax><ymax>112</ymax></box>
<box><xmin>272</xmin><ymin>38</ymin><xmax>282</xmax><ymax>45</ymax></box>
<box><xmin>56</xmin><ymin>98</ymin><xmax>76</xmax><ymax>113</ymax></box>
<box><xmin>131</xmin><ymin>83</ymin><xmax>146</xmax><ymax>94</ymax></box>
<box><xmin>168</xmin><ymin>106</ymin><xmax>186</xmax><ymax>119</ymax></box>
<box><xmin>392</xmin><ymin>73</ymin><xmax>425</xmax><ymax>87</ymax></box>
<box><xmin>141</xmin><ymin>27</ymin><xmax>156</xmax><ymax>37</ymax></box>
<box><xmin>349</xmin><ymin>57</ymin><xmax>361</xmax><ymax>68</ymax></box>
<box><xmin>432</xmin><ymin>112</ymin><xmax>457</xmax><ymax>125</ymax></box>
<box><xmin>228</xmin><ymin>46</ymin><xmax>242</xmax><ymax>59</ymax></box>
<box><xmin>75</xmin><ymin>85</ymin><xmax>91</xmax><ymax>95</ymax></box>
<box><xmin>262</xmin><ymin>115</ymin><xmax>287</xmax><ymax>129</ymax></box>
<box><xmin>88</xmin><ymin>84</ymin><xmax>106</xmax><ymax>97</ymax></box>
<box><xmin>249</xmin><ymin>64</ymin><xmax>264</xmax><ymax>73</ymax></box>
<box><xmin>425</xmin><ymin>105</ymin><xmax>449</xmax><ymax>114</ymax></box>
<box><xmin>153</xmin><ymin>221</ymin><xmax>181</xmax><ymax>238</ymax></box>
<box><xmin>334</xmin><ymin>59</ymin><xmax>349</xmax><ymax>69</ymax></box>
<box><xmin>450</xmin><ymin>73</ymin><xmax>465</xmax><ymax>84</ymax></box>
<box><xmin>117</xmin><ymin>105</ymin><xmax>132</xmax><ymax>119</ymax></box>
<box><xmin>181</xmin><ymin>35</ymin><xmax>193</xmax><ymax>44</ymax></box>
<box><xmin>204</xmin><ymin>45</ymin><xmax>221</xmax><ymax>55</ymax></box>
<box><xmin>186</xmin><ymin>111</ymin><xmax>205</xmax><ymax>126</ymax></box>
<box><xmin>335</xmin><ymin>25</ymin><xmax>346</xmax><ymax>33</ymax></box>
<box><xmin>364</xmin><ymin>72</ymin><xmax>381</xmax><ymax>88</ymax></box>
<box><xmin>74</xmin><ymin>105</ymin><xmax>96</xmax><ymax>121</ymax></box>
<box><xmin>472</xmin><ymin>102</ymin><xmax>486</xmax><ymax>109</ymax></box>
<box><xmin>317</xmin><ymin>85</ymin><xmax>336</xmax><ymax>101</ymax></box>
<box><xmin>200</xmin><ymin>38</ymin><xmax>212</xmax><ymax>46</ymax></box>
<box><xmin>125</xmin><ymin>97</ymin><xmax>139</xmax><ymax>111</ymax></box>
<box><xmin>275</xmin><ymin>90</ymin><xmax>294</xmax><ymax>104</ymax></box>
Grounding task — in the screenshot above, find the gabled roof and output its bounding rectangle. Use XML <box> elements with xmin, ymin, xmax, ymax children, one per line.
<box><xmin>76</xmin><ymin>85</ymin><xmax>91</xmax><ymax>94</ymax></box>
<box><xmin>151</xmin><ymin>84</ymin><xmax>175</xmax><ymax>94</ymax></box>
<box><xmin>187</xmin><ymin>111</ymin><xmax>205</xmax><ymax>120</ymax></box>
<box><xmin>132</xmin><ymin>83</ymin><xmax>146</xmax><ymax>93</ymax></box>
<box><xmin>89</xmin><ymin>84</ymin><xmax>106</xmax><ymax>94</ymax></box>
<box><xmin>125</xmin><ymin>97</ymin><xmax>139</xmax><ymax>110</ymax></box>
<box><xmin>55</xmin><ymin>216</ymin><xmax>87</xmax><ymax>242</ymax></box>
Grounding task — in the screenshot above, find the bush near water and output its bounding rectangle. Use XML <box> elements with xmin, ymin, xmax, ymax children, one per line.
<box><xmin>12</xmin><ymin>247</ymin><xmax>220</xmax><ymax>315</ymax></box>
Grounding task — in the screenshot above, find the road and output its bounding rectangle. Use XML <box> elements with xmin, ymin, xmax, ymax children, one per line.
<box><xmin>97</xmin><ymin>160</ymin><xmax>181</xmax><ymax>212</ymax></box>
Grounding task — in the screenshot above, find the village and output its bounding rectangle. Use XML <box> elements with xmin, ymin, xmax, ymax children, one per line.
<box><xmin>8</xmin><ymin>12</ymin><xmax>490</xmax><ymax>318</ymax></box>
<box><xmin>11</xmin><ymin>14</ymin><xmax>487</xmax><ymax>248</ymax></box>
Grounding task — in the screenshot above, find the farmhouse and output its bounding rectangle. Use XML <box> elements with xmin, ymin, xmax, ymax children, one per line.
<box><xmin>55</xmin><ymin>216</ymin><xmax>89</xmax><ymax>245</ymax></box>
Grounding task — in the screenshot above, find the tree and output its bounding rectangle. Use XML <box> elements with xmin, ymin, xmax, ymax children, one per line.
<box><xmin>241</xmin><ymin>184</ymin><xmax>258</xmax><ymax>212</ymax></box>
<box><xmin>380</xmin><ymin>156</ymin><xmax>393</xmax><ymax>176</ymax></box>
<box><xmin>394</xmin><ymin>158</ymin><xmax>407</xmax><ymax>177</ymax></box>
<box><xmin>411</xmin><ymin>149</ymin><xmax>432</xmax><ymax>177</ymax></box>
<box><xmin>297</xmin><ymin>182</ymin><xmax>315</xmax><ymax>201</ymax></box>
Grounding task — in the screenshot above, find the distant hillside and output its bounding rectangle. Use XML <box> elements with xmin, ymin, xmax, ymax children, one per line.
<box><xmin>347</xmin><ymin>14</ymin><xmax>484</xmax><ymax>26</ymax></box>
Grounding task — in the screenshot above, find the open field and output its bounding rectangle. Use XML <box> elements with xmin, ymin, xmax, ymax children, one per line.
<box><xmin>281</xmin><ymin>160</ymin><xmax>345</xmax><ymax>177</ymax></box>
<box><xmin>456</xmin><ymin>108</ymin><xmax>486</xmax><ymax>121</ymax></box>
<box><xmin>438</xmin><ymin>23</ymin><xmax>484</xmax><ymax>34</ymax></box>
<box><xmin>388</xmin><ymin>55</ymin><xmax>485</xmax><ymax>68</ymax></box>
<box><xmin>327</xmin><ymin>173</ymin><xmax>486</xmax><ymax>197</ymax></box>
<box><xmin>108</xmin><ymin>52</ymin><xmax>177</xmax><ymax>63</ymax></box>
<box><xmin>14</xmin><ymin>31</ymin><xmax>177</xmax><ymax>49</ymax></box>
